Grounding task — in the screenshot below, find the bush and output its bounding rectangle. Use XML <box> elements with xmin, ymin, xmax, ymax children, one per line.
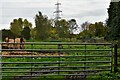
<box><xmin>87</xmin><ymin>72</ymin><xmax>120</xmax><ymax>80</ymax></box>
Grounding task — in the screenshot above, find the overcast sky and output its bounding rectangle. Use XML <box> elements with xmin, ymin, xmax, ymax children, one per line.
<box><xmin>0</xmin><ymin>0</ymin><xmax>111</xmax><ymax>30</ymax></box>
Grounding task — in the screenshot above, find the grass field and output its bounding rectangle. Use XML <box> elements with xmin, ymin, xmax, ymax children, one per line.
<box><xmin>0</xmin><ymin>42</ymin><xmax>120</xmax><ymax>79</ymax></box>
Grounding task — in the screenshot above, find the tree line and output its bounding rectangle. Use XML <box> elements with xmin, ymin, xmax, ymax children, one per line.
<box><xmin>1</xmin><ymin>18</ymin><xmax>32</xmax><ymax>41</ymax></box>
<box><xmin>1</xmin><ymin>11</ymin><xmax>79</xmax><ymax>41</ymax></box>
<box><xmin>1</xmin><ymin>1</ymin><xmax>120</xmax><ymax>42</ymax></box>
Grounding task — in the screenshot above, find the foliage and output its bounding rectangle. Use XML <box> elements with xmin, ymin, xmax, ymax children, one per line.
<box><xmin>107</xmin><ymin>2</ymin><xmax>120</xmax><ymax>40</ymax></box>
<box><xmin>23</xmin><ymin>19</ymin><xmax>32</xmax><ymax>28</ymax></box>
<box><xmin>87</xmin><ymin>72</ymin><xmax>120</xmax><ymax>80</ymax></box>
<box><xmin>49</xmin><ymin>27</ymin><xmax>58</xmax><ymax>40</ymax></box>
<box><xmin>21</xmin><ymin>27</ymin><xmax>31</xmax><ymax>40</ymax></box>
<box><xmin>7</xmin><ymin>18</ymin><xmax>32</xmax><ymax>39</ymax></box>
<box><xmin>54</xmin><ymin>19</ymin><xmax>69</xmax><ymax>38</ymax></box>
<box><xmin>1</xmin><ymin>29</ymin><xmax>14</xmax><ymax>41</ymax></box>
<box><xmin>97</xmin><ymin>72</ymin><xmax>120</xmax><ymax>79</ymax></box>
<box><xmin>1</xmin><ymin>10</ymin><xmax>110</xmax><ymax>42</ymax></box>
<box><xmin>94</xmin><ymin>22</ymin><xmax>107</xmax><ymax>37</ymax></box>
<box><xmin>79</xmin><ymin>22</ymin><xmax>107</xmax><ymax>39</ymax></box>
<box><xmin>34</xmin><ymin>11</ymin><xmax>79</xmax><ymax>41</ymax></box>
<box><xmin>10</xmin><ymin>18</ymin><xmax>23</xmax><ymax>37</ymax></box>
<box><xmin>35</xmin><ymin>11</ymin><xmax>51</xmax><ymax>40</ymax></box>
<box><xmin>30</xmin><ymin>28</ymin><xmax>36</xmax><ymax>41</ymax></box>
<box><xmin>21</xmin><ymin>19</ymin><xmax>32</xmax><ymax>40</ymax></box>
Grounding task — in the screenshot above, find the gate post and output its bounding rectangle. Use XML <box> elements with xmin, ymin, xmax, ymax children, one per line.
<box><xmin>58</xmin><ymin>44</ymin><xmax>62</xmax><ymax>75</ymax></box>
<box><xmin>114</xmin><ymin>44</ymin><xmax>118</xmax><ymax>73</ymax></box>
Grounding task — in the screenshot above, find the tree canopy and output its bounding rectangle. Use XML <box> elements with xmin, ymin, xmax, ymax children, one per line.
<box><xmin>107</xmin><ymin>2</ymin><xmax>120</xmax><ymax>40</ymax></box>
<box><xmin>1</xmin><ymin>10</ymin><xmax>111</xmax><ymax>42</ymax></box>
<box><xmin>35</xmin><ymin>12</ymin><xmax>51</xmax><ymax>40</ymax></box>
<box><xmin>9</xmin><ymin>18</ymin><xmax>32</xmax><ymax>39</ymax></box>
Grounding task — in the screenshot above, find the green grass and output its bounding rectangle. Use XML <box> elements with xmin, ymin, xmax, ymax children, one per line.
<box><xmin>1</xmin><ymin>43</ymin><xmax>115</xmax><ymax>79</ymax></box>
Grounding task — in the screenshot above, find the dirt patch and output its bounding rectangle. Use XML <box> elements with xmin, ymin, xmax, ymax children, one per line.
<box><xmin>1</xmin><ymin>51</ymin><xmax>66</xmax><ymax>56</ymax></box>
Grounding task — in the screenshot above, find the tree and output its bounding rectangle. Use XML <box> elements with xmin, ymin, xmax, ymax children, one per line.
<box><xmin>79</xmin><ymin>22</ymin><xmax>107</xmax><ymax>39</ymax></box>
<box><xmin>49</xmin><ymin>27</ymin><xmax>58</xmax><ymax>39</ymax></box>
<box><xmin>35</xmin><ymin>11</ymin><xmax>51</xmax><ymax>40</ymax></box>
<box><xmin>88</xmin><ymin>24</ymin><xmax>96</xmax><ymax>37</ymax></box>
<box><xmin>10</xmin><ymin>18</ymin><xmax>32</xmax><ymax>39</ymax></box>
<box><xmin>21</xmin><ymin>27</ymin><xmax>31</xmax><ymax>40</ymax></box>
<box><xmin>94</xmin><ymin>22</ymin><xmax>107</xmax><ymax>37</ymax></box>
<box><xmin>80</xmin><ymin>21</ymin><xmax>91</xmax><ymax>39</ymax></box>
<box><xmin>55</xmin><ymin>19</ymin><xmax>69</xmax><ymax>38</ymax></box>
<box><xmin>10</xmin><ymin>18</ymin><xmax>23</xmax><ymax>37</ymax></box>
<box><xmin>107</xmin><ymin>2</ymin><xmax>120</xmax><ymax>40</ymax></box>
<box><xmin>21</xmin><ymin>19</ymin><xmax>32</xmax><ymax>40</ymax></box>
<box><xmin>30</xmin><ymin>27</ymin><xmax>36</xmax><ymax>40</ymax></box>
<box><xmin>1</xmin><ymin>29</ymin><xmax>14</xmax><ymax>41</ymax></box>
<box><xmin>23</xmin><ymin>19</ymin><xmax>32</xmax><ymax>28</ymax></box>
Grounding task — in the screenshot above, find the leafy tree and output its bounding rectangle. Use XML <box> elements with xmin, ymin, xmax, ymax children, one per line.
<box><xmin>10</xmin><ymin>18</ymin><xmax>23</xmax><ymax>37</ymax></box>
<box><xmin>79</xmin><ymin>22</ymin><xmax>107</xmax><ymax>39</ymax></box>
<box><xmin>88</xmin><ymin>24</ymin><xmax>96</xmax><ymax>37</ymax></box>
<box><xmin>35</xmin><ymin>11</ymin><xmax>51</xmax><ymax>40</ymax></box>
<box><xmin>10</xmin><ymin>18</ymin><xmax>32</xmax><ymax>39</ymax></box>
<box><xmin>21</xmin><ymin>27</ymin><xmax>31</xmax><ymax>40</ymax></box>
<box><xmin>49</xmin><ymin>27</ymin><xmax>58</xmax><ymax>40</ymax></box>
<box><xmin>23</xmin><ymin>19</ymin><xmax>32</xmax><ymax>28</ymax></box>
<box><xmin>1</xmin><ymin>29</ymin><xmax>14</xmax><ymax>41</ymax></box>
<box><xmin>21</xmin><ymin>19</ymin><xmax>32</xmax><ymax>40</ymax></box>
<box><xmin>30</xmin><ymin>27</ymin><xmax>36</xmax><ymax>40</ymax></box>
<box><xmin>107</xmin><ymin>2</ymin><xmax>120</xmax><ymax>40</ymax></box>
<box><xmin>55</xmin><ymin>19</ymin><xmax>69</xmax><ymax>38</ymax></box>
<box><xmin>94</xmin><ymin>22</ymin><xmax>107</xmax><ymax>37</ymax></box>
<box><xmin>80</xmin><ymin>21</ymin><xmax>91</xmax><ymax>39</ymax></box>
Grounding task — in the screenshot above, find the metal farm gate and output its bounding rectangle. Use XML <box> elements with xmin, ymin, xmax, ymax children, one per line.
<box><xmin>0</xmin><ymin>42</ymin><xmax>114</xmax><ymax>79</ymax></box>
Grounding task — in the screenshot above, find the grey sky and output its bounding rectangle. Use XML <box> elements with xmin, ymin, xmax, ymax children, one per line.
<box><xmin>0</xmin><ymin>0</ymin><xmax>110</xmax><ymax>30</ymax></box>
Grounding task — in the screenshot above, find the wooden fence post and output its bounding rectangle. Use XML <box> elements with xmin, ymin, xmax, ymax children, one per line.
<box><xmin>114</xmin><ymin>44</ymin><xmax>118</xmax><ymax>73</ymax></box>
